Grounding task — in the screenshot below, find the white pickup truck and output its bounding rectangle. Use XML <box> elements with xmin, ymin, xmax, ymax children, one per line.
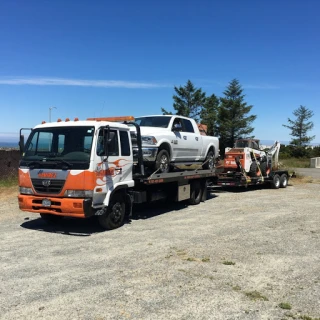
<box><xmin>130</xmin><ymin>115</ymin><xmax>219</xmax><ymax>173</ymax></box>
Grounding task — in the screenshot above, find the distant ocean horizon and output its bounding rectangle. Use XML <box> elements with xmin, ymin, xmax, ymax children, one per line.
<box><xmin>0</xmin><ymin>141</ymin><xmax>19</xmax><ymax>148</ymax></box>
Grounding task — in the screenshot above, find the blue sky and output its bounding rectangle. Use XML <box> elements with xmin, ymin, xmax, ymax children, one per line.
<box><xmin>0</xmin><ymin>0</ymin><xmax>319</xmax><ymax>144</ymax></box>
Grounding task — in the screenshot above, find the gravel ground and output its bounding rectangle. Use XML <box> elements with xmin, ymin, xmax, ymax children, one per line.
<box><xmin>0</xmin><ymin>182</ymin><xmax>319</xmax><ymax>320</ymax></box>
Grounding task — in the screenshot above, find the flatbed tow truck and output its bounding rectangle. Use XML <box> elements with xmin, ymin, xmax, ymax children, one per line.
<box><xmin>18</xmin><ymin>116</ymin><xmax>216</xmax><ymax>230</ymax></box>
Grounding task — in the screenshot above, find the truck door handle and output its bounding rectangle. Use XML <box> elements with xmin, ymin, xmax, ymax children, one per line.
<box><xmin>183</xmin><ymin>136</ymin><xmax>187</xmax><ymax>140</ymax></box>
<box><xmin>195</xmin><ymin>137</ymin><xmax>198</xmax><ymax>141</ymax></box>
<box><xmin>115</xmin><ymin>167</ymin><xmax>122</xmax><ymax>174</ymax></box>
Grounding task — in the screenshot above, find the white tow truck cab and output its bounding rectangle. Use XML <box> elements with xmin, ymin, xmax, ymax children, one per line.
<box><xmin>18</xmin><ymin>116</ymin><xmax>216</xmax><ymax>230</ymax></box>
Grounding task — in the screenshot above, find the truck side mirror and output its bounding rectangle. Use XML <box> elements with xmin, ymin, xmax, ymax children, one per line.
<box><xmin>172</xmin><ymin>123</ymin><xmax>182</xmax><ymax>132</ymax></box>
<box><xmin>19</xmin><ymin>134</ymin><xmax>25</xmax><ymax>156</ymax></box>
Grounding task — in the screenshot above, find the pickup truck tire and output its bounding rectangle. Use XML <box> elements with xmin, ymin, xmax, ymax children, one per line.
<box><xmin>189</xmin><ymin>180</ymin><xmax>203</xmax><ymax>205</ymax></box>
<box><xmin>203</xmin><ymin>150</ymin><xmax>214</xmax><ymax>170</ymax></box>
<box><xmin>98</xmin><ymin>194</ymin><xmax>125</xmax><ymax>230</ymax></box>
<box><xmin>155</xmin><ymin>149</ymin><xmax>170</xmax><ymax>173</ymax></box>
<box><xmin>40</xmin><ymin>213</ymin><xmax>63</xmax><ymax>224</ymax></box>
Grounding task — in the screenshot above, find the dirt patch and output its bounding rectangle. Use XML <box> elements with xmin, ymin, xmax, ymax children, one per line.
<box><xmin>0</xmin><ymin>186</ymin><xmax>18</xmax><ymax>201</ymax></box>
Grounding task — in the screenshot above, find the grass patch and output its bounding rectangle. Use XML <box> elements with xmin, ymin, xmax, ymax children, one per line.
<box><xmin>0</xmin><ymin>176</ymin><xmax>18</xmax><ymax>188</ymax></box>
<box><xmin>278</xmin><ymin>302</ymin><xmax>292</xmax><ymax>310</ymax></box>
<box><xmin>299</xmin><ymin>316</ymin><xmax>320</xmax><ymax>320</ymax></box>
<box><xmin>222</xmin><ymin>260</ymin><xmax>235</xmax><ymax>265</ymax></box>
<box><xmin>232</xmin><ymin>285</ymin><xmax>241</xmax><ymax>291</ymax></box>
<box><xmin>280</xmin><ymin>158</ymin><xmax>310</xmax><ymax>168</ymax></box>
<box><xmin>245</xmin><ymin>290</ymin><xmax>268</xmax><ymax>301</ymax></box>
<box><xmin>201</xmin><ymin>257</ymin><xmax>210</xmax><ymax>262</ymax></box>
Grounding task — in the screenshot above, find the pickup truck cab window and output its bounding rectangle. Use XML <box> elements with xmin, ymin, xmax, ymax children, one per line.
<box><xmin>181</xmin><ymin>119</ymin><xmax>195</xmax><ymax>133</ymax></box>
<box><xmin>135</xmin><ymin>116</ymin><xmax>170</xmax><ymax>128</ymax></box>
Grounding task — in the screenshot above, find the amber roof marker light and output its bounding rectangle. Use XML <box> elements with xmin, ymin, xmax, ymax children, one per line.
<box><xmin>86</xmin><ymin>116</ymin><xmax>135</xmax><ymax>122</ymax></box>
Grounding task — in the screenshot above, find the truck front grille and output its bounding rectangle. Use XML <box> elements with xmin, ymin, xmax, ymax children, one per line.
<box><xmin>31</xmin><ymin>179</ymin><xmax>65</xmax><ymax>194</ymax></box>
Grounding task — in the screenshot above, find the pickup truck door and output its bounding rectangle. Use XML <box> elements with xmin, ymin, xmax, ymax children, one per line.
<box><xmin>171</xmin><ymin>118</ymin><xmax>201</xmax><ymax>161</ymax></box>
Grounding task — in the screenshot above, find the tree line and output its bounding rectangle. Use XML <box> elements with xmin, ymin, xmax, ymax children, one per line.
<box><xmin>161</xmin><ymin>79</ymin><xmax>316</xmax><ymax>158</ymax></box>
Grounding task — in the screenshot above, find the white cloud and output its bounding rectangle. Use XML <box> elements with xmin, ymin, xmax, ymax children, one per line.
<box><xmin>243</xmin><ymin>84</ymin><xmax>280</xmax><ymax>90</ymax></box>
<box><xmin>0</xmin><ymin>77</ymin><xmax>169</xmax><ymax>89</ymax></box>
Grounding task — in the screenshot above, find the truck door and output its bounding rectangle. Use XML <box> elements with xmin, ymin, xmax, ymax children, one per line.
<box><xmin>95</xmin><ymin>128</ymin><xmax>133</xmax><ymax>194</ymax></box>
<box><xmin>180</xmin><ymin>118</ymin><xmax>201</xmax><ymax>161</ymax></box>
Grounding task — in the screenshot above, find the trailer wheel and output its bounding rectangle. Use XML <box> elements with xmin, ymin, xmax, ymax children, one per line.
<box><xmin>40</xmin><ymin>213</ymin><xmax>63</xmax><ymax>224</ymax></box>
<box><xmin>203</xmin><ymin>150</ymin><xmax>214</xmax><ymax>170</ymax></box>
<box><xmin>249</xmin><ymin>161</ymin><xmax>258</xmax><ymax>177</ymax></box>
<box><xmin>189</xmin><ymin>180</ymin><xmax>203</xmax><ymax>205</ymax></box>
<box><xmin>155</xmin><ymin>149</ymin><xmax>170</xmax><ymax>173</ymax></box>
<box><xmin>98</xmin><ymin>193</ymin><xmax>125</xmax><ymax>230</ymax></box>
<box><xmin>280</xmin><ymin>174</ymin><xmax>288</xmax><ymax>188</ymax></box>
<box><xmin>271</xmin><ymin>174</ymin><xmax>280</xmax><ymax>189</ymax></box>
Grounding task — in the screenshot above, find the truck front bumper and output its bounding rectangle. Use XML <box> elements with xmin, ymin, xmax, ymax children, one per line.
<box><xmin>133</xmin><ymin>147</ymin><xmax>158</xmax><ymax>162</ymax></box>
<box><xmin>18</xmin><ymin>195</ymin><xmax>94</xmax><ymax>218</ymax></box>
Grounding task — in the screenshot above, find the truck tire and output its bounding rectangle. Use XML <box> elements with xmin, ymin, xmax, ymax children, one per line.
<box><xmin>203</xmin><ymin>150</ymin><xmax>214</xmax><ymax>170</ymax></box>
<box><xmin>271</xmin><ymin>174</ymin><xmax>280</xmax><ymax>189</ymax></box>
<box><xmin>189</xmin><ymin>180</ymin><xmax>203</xmax><ymax>205</ymax></box>
<box><xmin>155</xmin><ymin>149</ymin><xmax>170</xmax><ymax>173</ymax></box>
<box><xmin>280</xmin><ymin>173</ymin><xmax>288</xmax><ymax>188</ymax></box>
<box><xmin>249</xmin><ymin>161</ymin><xmax>258</xmax><ymax>177</ymax></box>
<box><xmin>40</xmin><ymin>213</ymin><xmax>63</xmax><ymax>224</ymax></box>
<box><xmin>98</xmin><ymin>193</ymin><xmax>126</xmax><ymax>230</ymax></box>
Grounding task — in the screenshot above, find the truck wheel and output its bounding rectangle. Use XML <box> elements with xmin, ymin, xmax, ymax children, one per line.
<box><xmin>260</xmin><ymin>162</ymin><xmax>267</xmax><ymax>176</ymax></box>
<box><xmin>280</xmin><ymin>174</ymin><xmax>288</xmax><ymax>188</ymax></box>
<box><xmin>203</xmin><ymin>150</ymin><xmax>214</xmax><ymax>170</ymax></box>
<box><xmin>189</xmin><ymin>180</ymin><xmax>203</xmax><ymax>205</ymax></box>
<box><xmin>98</xmin><ymin>194</ymin><xmax>125</xmax><ymax>230</ymax></box>
<box><xmin>271</xmin><ymin>174</ymin><xmax>280</xmax><ymax>189</ymax></box>
<box><xmin>155</xmin><ymin>149</ymin><xmax>170</xmax><ymax>173</ymax></box>
<box><xmin>249</xmin><ymin>161</ymin><xmax>258</xmax><ymax>177</ymax></box>
<box><xmin>40</xmin><ymin>213</ymin><xmax>63</xmax><ymax>224</ymax></box>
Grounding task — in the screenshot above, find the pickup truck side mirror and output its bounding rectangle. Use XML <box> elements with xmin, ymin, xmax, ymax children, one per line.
<box><xmin>172</xmin><ymin>123</ymin><xmax>182</xmax><ymax>132</ymax></box>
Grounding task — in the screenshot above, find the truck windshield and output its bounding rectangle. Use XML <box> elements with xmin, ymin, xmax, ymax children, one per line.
<box><xmin>135</xmin><ymin>116</ymin><xmax>170</xmax><ymax>128</ymax></box>
<box><xmin>21</xmin><ymin>126</ymin><xmax>95</xmax><ymax>169</ymax></box>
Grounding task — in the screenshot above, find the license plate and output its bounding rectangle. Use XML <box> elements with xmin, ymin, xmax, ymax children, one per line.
<box><xmin>42</xmin><ymin>199</ymin><xmax>51</xmax><ymax>207</ymax></box>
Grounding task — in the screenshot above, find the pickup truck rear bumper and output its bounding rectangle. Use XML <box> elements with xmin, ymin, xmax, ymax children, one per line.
<box><xmin>133</xmin><ymin>147</ymin><xmax>158</xmax><ymax>162</ymax></box>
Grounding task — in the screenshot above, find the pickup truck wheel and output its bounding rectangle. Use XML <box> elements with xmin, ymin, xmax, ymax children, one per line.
<box><xmin>189</xmin><ymin>180</ymin><xmax>203</xmax><ymax>205</ymax></box>
<box><xmin>203</xmin><ymin>150</ymin><xmax>214</xmax><ymax>170</ymax></box>
<box><xmin>40</xmin><ymin>213</ymin><xmax>63</xmax><ymax>224</ymax></box>
<box><xmin>155</xmin><ymin>149</ymin><xmax>170</xmax><ymax>173</ymax></box>
<box><xmin>98</xmin><ymin>194</ymin><xmax>125</xmax><ymax>230</ymax></box>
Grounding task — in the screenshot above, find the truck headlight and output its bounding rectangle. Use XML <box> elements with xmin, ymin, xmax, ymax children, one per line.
<box><xmin>64</xmin><ymin>190</ymin><xmax>93</xmax><ymax>198</ymax></box>
<box><xmin>19</xmin><ymin>187</ymin><xmax>34</xmax><ymax>195</ymax></box>
<box><xmin>141</xmin><ymin>136</ymin><xmax>157</xmax><ymax>145</ymax></box>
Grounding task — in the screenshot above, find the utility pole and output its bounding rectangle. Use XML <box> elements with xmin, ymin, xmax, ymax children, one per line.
<box><xmin>49</xmin><ymin>106</ymin><xmax>57</xmax><ymax>122</ymax></box>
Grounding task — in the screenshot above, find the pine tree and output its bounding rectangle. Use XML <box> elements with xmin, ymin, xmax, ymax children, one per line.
<box><xmin>217</xmin><ymin>79</ymin><xmax>256</xmax><ymax>154</ymax></box>
<box><xmin>162</xmin><ymin>80</ymin><xmax>206</xmax><ymax>121</ymax></box>
<box><xmin>283</xmin><ymin>105</ymin><xmax>315</xmax><ymax>147</ymax></box>
<box><xmin>200</xmin><ymin>94</ymin><xmax>219</xmax><ymax>136</ymax></box>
